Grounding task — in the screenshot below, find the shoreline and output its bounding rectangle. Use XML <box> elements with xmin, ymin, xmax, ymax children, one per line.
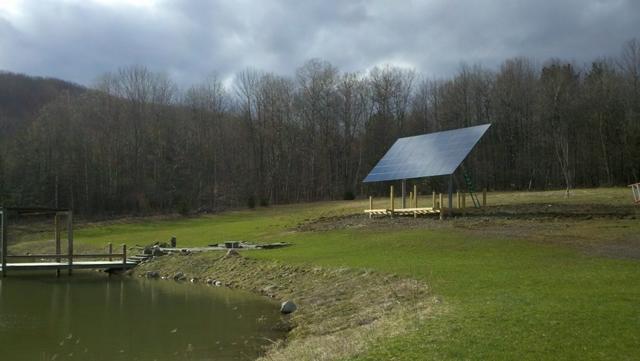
<box><xmin>132</xmin><ymin>251</ymin><xmax>437</xmax><ymax>360</ymax></box>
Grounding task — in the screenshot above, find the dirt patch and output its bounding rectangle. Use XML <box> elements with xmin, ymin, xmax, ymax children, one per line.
<box><xmin>467</xmin><ymin>203</ymin><xmax>638</xmax><ymax>219</ymax></box>
<box><xmin>297</xmin><ymin>204</ymin><xmax>640</xmax><ymax>260</ymax></box>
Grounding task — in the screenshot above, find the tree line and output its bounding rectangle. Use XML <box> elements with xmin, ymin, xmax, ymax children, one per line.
<box><xmin>0</xmin><ymin>38</ymin><xmax>639</xmax><ymax>214</ymax></box>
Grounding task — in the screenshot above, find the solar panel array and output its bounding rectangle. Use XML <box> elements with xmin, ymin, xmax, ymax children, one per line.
<box><xmin>363</xmin><ymin>124</ymin><xmax>491</xmax><ymax>183</ymax></box>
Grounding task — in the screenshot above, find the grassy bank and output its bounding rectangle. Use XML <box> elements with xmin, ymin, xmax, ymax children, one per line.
<box><xmin>10</xmin><ymin>187</ymin><xmax>640</xmax><ymax>360</ymax></box>
<box><xmin>133</xmin><ymin>253</ymin><xmax>434</xmax><ymax>361</ymax></box>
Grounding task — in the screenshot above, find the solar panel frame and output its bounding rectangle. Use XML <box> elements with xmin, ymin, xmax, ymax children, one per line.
<box><xmin>363</xmin><ymin>124</ymin><xmax>491</xmax><ymax>183</ymax></box>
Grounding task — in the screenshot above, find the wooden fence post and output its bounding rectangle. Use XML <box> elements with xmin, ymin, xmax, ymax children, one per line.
<box><xmin>432</xmin><ymin>191</ymin><xmax>436</xmax><ymax>209</ymax></box>
<box><xmin>369</xmin><ymin>196</ymin><xmax>373</xmax><ymax>219</ymax></box>
<box><xmin>414</xmin><ymin>185</ymin><xmax>418</xmax><ymax>208</ymax></box>
<box><xmin>1</xmin><ymin>210</ymin><xmax>7</xmax><ymax>277</ymax></box>
<box><xmin>122</xmin><ymin>244</ymin><xmax>127</xmax><ymax>270</ymax></box>
<box><xmin>67</xmin><ymin>211</ymin><xmax>73</xmax><ymax>276</ymax></box>
<box><xmin>390</xmin><ymin>185</ymin><xmax>395</xmax><ymax>218</ymax></box>
<box><xmin>108</xmin><ymin>242</ymin><xmax>113</xmax><ymax>262</ymax></box>
<box><xmin>55</xmin><ymin>213</ymin><xmax>61</xmax><ymax>277</ymax></box>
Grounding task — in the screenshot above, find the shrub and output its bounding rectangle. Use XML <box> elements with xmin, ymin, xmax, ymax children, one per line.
<box><xmin>177</xmin><ymin>200</ymin><xmax>191</xmax><ymax>216</ymax></box>
<box><xmin>343</xmin><ymin>190</ymin><xmax>356</xmax><ymax>200</ymax></box>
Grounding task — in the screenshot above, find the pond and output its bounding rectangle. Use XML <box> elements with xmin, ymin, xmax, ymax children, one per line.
<box><xmin>0</xmin><ymin>273</ymin><xmax>286</xmax><ymax>360</ymax></box>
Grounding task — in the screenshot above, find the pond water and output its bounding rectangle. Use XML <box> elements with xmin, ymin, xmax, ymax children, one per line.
<box><xmin>0</xmin><ymin>273</ymin><xmax>285</xmax><ymax>361</ymax></box>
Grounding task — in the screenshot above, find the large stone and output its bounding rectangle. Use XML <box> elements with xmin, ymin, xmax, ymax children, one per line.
<box><xmin>223</xmin><ymin>249</ymin><xmax>240</xmax><ymax>259</ymax></box>
<box><xmin>145</xmin><ymin>271</ymin><xmax>160</xmax><ymax>279</ymax></box>
<box><xmin>280</xmin><ymin>300</ymin><xmax>297</xmax><ymax>314</ymax></box>
<box><xmin>151</xmin><ymin>246</ymin><xmax>165</xmax><ymax>257</ymax></box>
<box><xmin>173</xmin><ymin>272</ymin><xmax>186</xmax><ymax>281</ymax></box>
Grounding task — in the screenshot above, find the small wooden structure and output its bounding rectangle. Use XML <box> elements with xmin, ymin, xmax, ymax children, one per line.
<box><xmin>365</xmin><ymin>185</ymin><xmax>487</xmax><ymax>219</ymax></box>
<box><xmin>365</xmin><ymin>185</ymin><xmax>441</xmax><ymax>218</ymax></box>
<box><xmin>0</xmin><ymin>207</ymin><xmax>136</xmax><ymax>276</ymax></box>
<box><xmin>630</xmin><ymin>183</ymin><xmax>640</xmax><ymax>204</ymax></box>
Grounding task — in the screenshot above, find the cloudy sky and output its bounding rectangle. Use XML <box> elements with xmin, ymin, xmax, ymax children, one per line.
<box><xmin>0</xmin><ymin>0</ymin><xmax>638</xmax><ymax>87</ymax></box>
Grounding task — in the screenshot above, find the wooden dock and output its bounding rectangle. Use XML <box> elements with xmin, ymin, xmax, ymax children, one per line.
<box><xmin>0</xmin><ymin>246</ymin><xmax>141</xmax><ymax>275</ymax></box>
<box><xmin>1</xmin><ymin>207</ymin><xmax>145</xmax><ymax>276</ymax></box>
<box><xmin>0</xmin><ymin>260</ymin><xmax>137</xmax><ymax>272</ymax></box>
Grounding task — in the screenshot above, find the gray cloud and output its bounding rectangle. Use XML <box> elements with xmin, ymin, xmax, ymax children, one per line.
<box><xmin>0</xmin><ymin>0</ymin><xmax>638</xmax><ymax>87</ymax></box>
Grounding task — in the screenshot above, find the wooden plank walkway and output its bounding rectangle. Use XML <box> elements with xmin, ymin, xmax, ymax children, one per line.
<box><xmin>365</xmin><ymin>207</ymin><xmax>440</xmax><ymax>217</ymax></box>
<box><xmin>0</xmin><ymin>260</ymin><xmax>137</xmax><ymax>272</ymax></box>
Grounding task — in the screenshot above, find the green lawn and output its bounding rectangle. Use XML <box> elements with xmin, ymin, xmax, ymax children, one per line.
<box><xmin>73</xmin><ymin>201</ymin><xmax>361</xmax><ymax>247</ymax></box>
<box><xmin>255</xmin><ymin>229</ymin><xmax>639</xmax><ymax>360</ymax></box>
<box><xmin>61</xmin><ymin>188</ymin><xmax>640</xmax><ymax>359</ymax></box>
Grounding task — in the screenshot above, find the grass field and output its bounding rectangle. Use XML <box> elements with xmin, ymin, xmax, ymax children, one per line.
<box><xmin>12</xmin><ymin>187</ymin><xmax>640</xmax><ymax>360</ymax></box>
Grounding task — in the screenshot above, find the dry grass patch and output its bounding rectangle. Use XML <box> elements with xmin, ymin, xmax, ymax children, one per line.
<box><xmin>134</xmin><ymin>253</ymin><xmax>437</xmax><ymax>361</ymax></box>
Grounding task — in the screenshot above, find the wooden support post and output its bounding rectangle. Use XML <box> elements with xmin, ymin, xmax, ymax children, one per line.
<box><xmin>414</xmin><ymin>185</ymin><xmax>418</xmax><ymax>208</ymax></box>
<box><xmin>432</xmin><ymin>191</ymin><xmax>436</xmax><ymax>209</ymax></box>
<box><xmin>447</xmin><ymin>175</ymin><xmax>453</xmax><ymax>212</ymax></box>
<box><xmin>457</xmin><ymin>192</ymin><xmax>461</xmax><ymax>209</ymax></box>
<box><xmin>67</xmin><ymin>211</ymin><xmax>73</xmax><ymax>276</ymax></box>
<box><xmin>55</xmin><ymin>213</ymin><xmax>61</xmax><ymax>277</ymax></box>
<box><xmin>409</xmin><ymin>191</ymin><xmax>413</xmax><ymax>207</ymax></box>
<box><xmin>390</xmin><ymin>185</ymin><xmax>395</xmax><ymax>218</ymax></box>
<box><xmin>412</xmin><ymin>188</ymin><xmax>417</xmax><ymax>218</ymax></box>
<box><xmin>108</xmin><ymin>242</ymin><xmax>113</xmax><ymax>262</ymax></box>
<box><xmin>1</xmin><ymin>210</ymin><xmax>7</xmax><ymax>277</ymax></box>
<box><xmin>122</xmin><ymin>244</ymin><xmax>127</xmax><ymax>270</ymax></box>
<box><xmin>482</xmin><ymin>188</ymin><xmax>487</xmax><ymax>207</ymax></box>
<box><xmin>401</xmin><ymin>180</ymin><xmax>407</xmax><ymax>208</ymax></box>
<box><xmin>369</xmin><ymin>196</ymin><xmax>373</xmax><ymax>219</ymax></box>
<box><xmin>439</xmin><ymin>193</ymin><xmax>443</xmax><ymax>212</ymax></box>
<box><xmin>462</xmin><ymin>193</ymin><xmax>466</xmax><ymax>209</ymax></box>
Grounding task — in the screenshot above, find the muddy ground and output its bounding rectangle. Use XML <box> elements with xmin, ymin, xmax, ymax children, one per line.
<box><xmin>298</xmin><ymin>203</ymin><xmax>640</xmax><ymax>260</ymax></box>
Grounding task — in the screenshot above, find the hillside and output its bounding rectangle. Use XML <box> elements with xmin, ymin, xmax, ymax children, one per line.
<box><xmin>0</xmin><ymin>71</ymin><xmax>85</xmax><ymax>138</ymax></box>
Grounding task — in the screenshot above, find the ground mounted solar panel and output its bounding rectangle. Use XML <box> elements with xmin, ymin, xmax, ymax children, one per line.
<box><xmin>363</xmin><ymin>124</ymin><xmax>491</xmax><ymax>183</ymax></box>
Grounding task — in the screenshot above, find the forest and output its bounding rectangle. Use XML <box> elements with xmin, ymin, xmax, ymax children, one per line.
<box><xmin>0</xmin><ymin>38</ymin><xmax>639</xmax><ymax>214</ymax></box>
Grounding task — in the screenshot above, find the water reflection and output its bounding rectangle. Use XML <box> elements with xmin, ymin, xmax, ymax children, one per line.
<box><xmin>0</xmin><ymin>272</ymin><xmax>284</xmax><ymax>361</ymax></box>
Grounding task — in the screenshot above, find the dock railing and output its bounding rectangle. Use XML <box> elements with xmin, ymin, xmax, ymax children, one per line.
<box><xmin>0</xmin><ymin>207</ymin><xmax>135</xmax><ymax>276</ymax></box>
<box><xmin>1</xmin><ymin>243</ymin><xmax>129</xmax><ymax>276</ymax></box>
